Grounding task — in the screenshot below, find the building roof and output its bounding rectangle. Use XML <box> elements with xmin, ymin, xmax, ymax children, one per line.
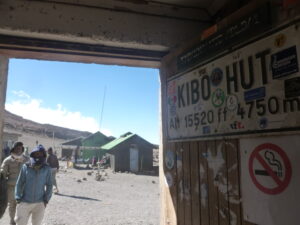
<box><xmin>101</xmin><ymin>133</ymin><xmax>135</xmax><ymax>150</ymax></box>
<box><xmin>81</xmin><ymin>131</ymin><xmax>110</xmax><ymax>147</ymax></box>
<box><xmin>61</xmin><ymin>137</ymin><xmax>84</xmax><ymax>146</ymax></box>
<box><xmin>61</xmin><ymin>131</ymin><xmax>113</xmax><ymax>147</ymax></box>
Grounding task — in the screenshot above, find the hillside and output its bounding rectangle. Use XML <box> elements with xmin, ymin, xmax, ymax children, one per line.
<box><xmin>4</xmin><ymin>110</ymin><xmax>92</xmax><ymax>140</ymax></box>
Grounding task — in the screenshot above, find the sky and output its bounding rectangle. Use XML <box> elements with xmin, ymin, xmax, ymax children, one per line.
<box><xmin>5</xmin><ymin>59</ymin><xmax>160</xmax><ymax>144</ymax></box>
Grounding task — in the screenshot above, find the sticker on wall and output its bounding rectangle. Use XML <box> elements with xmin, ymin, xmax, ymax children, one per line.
<box><xmin>165</xmin><ymin>150</ymin><xmax>175</xmax><ymax>170</ymax></box>
<box><xmin>244</xmin><ymin>87</ymin><xmax>265</xmax><ymax>102</ymax></box>
<box><xmin>274</xmin><ymin>34</ymin><xmax>286</xmax><ymax>48</ymax></box>
<box><xmin>165</xmin><ymin>172</ymin><xmax>173</xmax><ymax>187</ymax></box>
<box><xmin>284</xmin><ymin>77</ymin><xmax>300</xmax><ymax>98</ymax></box>
<box><xmin>241</xmin><ymin>136</ymin><xmax>300</xmax><ymax>225</ymax></box>
<box><xmin>258</xmin><ymin>117</ymin><xmax>268</xmax><ymax>129</ymax></box>
<box><xmin>271</xmin><ymin>46</ymin><xmax>299</xmax><ymax>79</ymax></box>
<box><xmin>210</xmin><ymin>68</ymin><xmax>223</xmax><ymax>86</ymax></box>
<box><xmin>211</xmin><ymin>88</ymin><xmax>225</xmax><ymax>107</ymax></box>
<box><xmin>203</xmin><ymin>126</ymin><xmax>211</xmax><ymax>134</ymax></box>
<box><xmin>248</xmin><ymin>143</ymin><xmax>292</xmax><ymax>195</ymax></box>
<box><xmin>226</xmin><ymin>94</ymin><xmax>238</xmax><ymax>111</ymax></box>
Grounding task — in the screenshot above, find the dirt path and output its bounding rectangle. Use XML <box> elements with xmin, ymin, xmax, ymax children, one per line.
<box><xmin>1</xmin><ymin>162</ymin><xmax>160</xmax><ymax>225</ymax></box>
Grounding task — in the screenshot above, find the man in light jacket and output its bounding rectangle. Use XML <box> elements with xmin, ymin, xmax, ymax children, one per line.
<box><xmin>0</xmin><ymin>142</ymin><xmax>29</xmax><ymax>225</ymax></box>
<box><xmin>15</xmin><ymin>144</ymin><xmax>52</xmax><ymax>225</ymax></box>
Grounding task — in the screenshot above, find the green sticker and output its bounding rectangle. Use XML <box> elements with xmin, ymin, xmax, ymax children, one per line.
<box><xmin>212</xmin><ymin>88</ymin><xmax>225</xmax><ymax>107</ymax></box>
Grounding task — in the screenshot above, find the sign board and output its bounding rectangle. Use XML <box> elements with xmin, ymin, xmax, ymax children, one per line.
<box><xmin>167</xmin><ymin>23</ymin><xmax>300</xmax><ymax>141</ymax></box>
<box><xmin>240</xmin><ymin>136</ymin><xmax>300</xmax><ymax>225</ymax></box>
<box><xmin>177</xmin><ymin>2</ymin><xmax>271</xmax><ymax>71</ymax></box>
<box><xmin>248</xmin><ymin>143</ymin><xmax>292</xmax><ymax>195</ymax></box>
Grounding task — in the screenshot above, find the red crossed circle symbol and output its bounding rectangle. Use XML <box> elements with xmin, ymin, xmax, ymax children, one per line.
<box><xmin>249</xmin><ymin>143</ymin><xmax>292</xmax><ymax>195</ymax></box>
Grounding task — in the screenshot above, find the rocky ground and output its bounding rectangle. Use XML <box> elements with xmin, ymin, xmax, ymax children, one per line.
<box><xmin>0</xmin><ymin>162</ymin><xmax>160</xmax><ymax>225</ymax></box>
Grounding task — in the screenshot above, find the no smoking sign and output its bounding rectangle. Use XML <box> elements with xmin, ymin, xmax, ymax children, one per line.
<box><xmin>249</xmin><ymin>143</ymin><xmax>292</xmax><ymax>195</ymax></box>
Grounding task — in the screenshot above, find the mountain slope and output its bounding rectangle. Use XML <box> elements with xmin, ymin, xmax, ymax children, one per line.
<box><xmin>4</xmin><ymin>110</ymin><xmax>92</xmax><ymax>140</ymax></box>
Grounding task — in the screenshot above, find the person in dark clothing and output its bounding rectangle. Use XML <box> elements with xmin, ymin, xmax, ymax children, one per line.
<box><xmin>46</xmin><ymin>147</ymin><xmax>59</xmax><ymax>193</ymax></box>
<box><xmin>3</xmin><ymin>145</ymin><xmax>10</xmax><ymax>158</ymax></box>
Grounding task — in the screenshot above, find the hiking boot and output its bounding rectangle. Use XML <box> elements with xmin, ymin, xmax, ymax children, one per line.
<box><xmin>53</xmin><ymin>187</ymin><xmax>59</xmax><ymax>194</ymax></box>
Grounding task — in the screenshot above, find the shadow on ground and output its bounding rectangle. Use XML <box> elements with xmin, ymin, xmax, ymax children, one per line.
<box><xmin>55</xmin><ymin>193</ymin><xmax>100</xmax><ymax>201</ymax></box>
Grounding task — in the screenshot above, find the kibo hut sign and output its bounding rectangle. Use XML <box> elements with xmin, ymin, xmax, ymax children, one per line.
<box><xmin>167</xmin><ymin>23</ymin><xmax>300</xmax><ymax>141</ymax></box>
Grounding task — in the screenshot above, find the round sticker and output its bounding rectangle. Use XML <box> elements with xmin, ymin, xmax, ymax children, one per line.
<box><xmin>165</xmin><ymin>150</ymin><xmax>175</xmax><ymax>169</ymax></box>
<box><xmin>226</xmin><ymin>94</ymin><xmax>238</xmax><ymax>111</ymax></box>
<box><xmin>212</xmin><ymin>88</ymin><xmax>225</xmax><ymax>107</ymax></box>
<box><xmin>210</xmin><ymin>68</ymin><xmax>223</xmax><ymax>86</ymax></box>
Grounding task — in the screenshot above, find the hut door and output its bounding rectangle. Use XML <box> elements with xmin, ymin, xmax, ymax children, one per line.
<box><xmin>130</xmin><ymin>146</ymin><xmax>139</xmax><ymax>172</ymax></box>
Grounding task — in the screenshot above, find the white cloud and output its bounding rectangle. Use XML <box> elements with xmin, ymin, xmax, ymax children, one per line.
<box><xmin>12</xmin><ymin>90</ymin><xmax>31</xmax><ymax>99</ymax></box>
<box><xmin>6</xmin><ymin>90</ymin><xmax>112</xmax><ymax>136</ymax></box>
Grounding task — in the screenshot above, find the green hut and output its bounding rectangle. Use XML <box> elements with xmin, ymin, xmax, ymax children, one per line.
<box><xmin>101</xmin><ymin>132</ymin><xmax>155</xmax><ymax>172</ymax></box>
<box><xmin>81</xmin><ymin>131</ymin><xmax>114</xmax><ymax>162</ymax></box>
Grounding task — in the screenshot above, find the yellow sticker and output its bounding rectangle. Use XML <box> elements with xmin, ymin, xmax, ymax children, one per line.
<box><xmin>274</xmin><ymin>34</ymin><xmax>286</xmax><ymax>48</ymax></box>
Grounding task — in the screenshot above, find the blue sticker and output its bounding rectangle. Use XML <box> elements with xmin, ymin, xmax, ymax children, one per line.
<box><xmin>244</xmin><ymin>87</ymin><xmax>265</xmax><ymax>102</ymax></box>
<box><xmin>203</xmin><ymin>126</ymin><xmax>211</xmax><ymax>134</ymax></box>
<box><xmin>210</xmin><ymin>68</ymin><xmax>223</xmax><ymax>86</ymax></box>
<box><xmin>169</xmin><ymin>105</ymin><xmax>176</xmax><ymax>116</ymax></box>
<box><xmin>271</xmin><ymin>46</ymin><xmax>299</xmax><ymax>79</ymax></box>
<box><xmin>202</xmin><ymin>152</ymin><xmax>209</xmax><ymax>158</ymax></box>
<box><xmin>259</xmin><ymin>117</ymin><xmax>268</xmax><ymax>129</ymax></box>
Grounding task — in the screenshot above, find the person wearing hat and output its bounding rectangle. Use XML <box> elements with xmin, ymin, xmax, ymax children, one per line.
<box><xmin>0</xmin><ymin>142</ymin><xmax>29</xmax><ymax>225</ymax></box>
<box><xmin>14</xmin><ymin>144</ymin><xmax>52</xmax><ymax>225</ymax></box>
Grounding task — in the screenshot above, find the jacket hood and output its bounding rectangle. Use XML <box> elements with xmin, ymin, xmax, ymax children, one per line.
<box><xmin>30</xmin><ymin>144</ymin><xmax>47</xmax><ymax>158</ymax></box>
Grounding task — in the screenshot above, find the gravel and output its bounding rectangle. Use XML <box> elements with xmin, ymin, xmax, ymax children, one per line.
<box><xmin>0</xmin><ymin>162</ymin><xmax>160</xmax><ymax>225</ymax></box>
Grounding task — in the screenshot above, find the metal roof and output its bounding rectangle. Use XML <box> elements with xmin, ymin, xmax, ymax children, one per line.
<box><xmin>101</xmin><ymin>133</ymin><xmax>135</xmax><ymax>150</ymax></box>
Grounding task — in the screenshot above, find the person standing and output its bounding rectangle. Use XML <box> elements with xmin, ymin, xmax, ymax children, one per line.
<box><xmin>46</xmin><ymin>147</ymin><xmax>59</xmax><ymax>193</ymax></box>
<box><xmin>2</xmin><ymin>144</ymin><xmax>10</xmax><ymax>159</ymax></box>
<box><xmin>14</xmin><ymin>144</ymin><xmax>52</xmax><ymax>225</ymax></box>
<box><xmin>0</xmin><ymin>142</ymin><xmax>29</xmax><ymax>225</ymax></box>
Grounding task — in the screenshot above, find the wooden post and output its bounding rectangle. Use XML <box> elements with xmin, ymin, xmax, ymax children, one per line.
<box><xmin>0</xmin><ymin>56</ymin><xmax>8</xmax><ymax>163</ymax></box>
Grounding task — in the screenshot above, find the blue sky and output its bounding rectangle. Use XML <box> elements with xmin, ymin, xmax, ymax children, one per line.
<box><xmin>5</xmin><ymin>59</ymin><xmax>160</xmax><ymax>144</ymax></box>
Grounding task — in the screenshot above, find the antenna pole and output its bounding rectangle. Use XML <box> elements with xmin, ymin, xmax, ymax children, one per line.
<box><xmin>99</xmin><ymin>86</ymin><xmax>107</xmax><ymax>130</ymax></box>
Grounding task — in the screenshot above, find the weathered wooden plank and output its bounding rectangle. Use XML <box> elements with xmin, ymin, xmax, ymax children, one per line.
<box><xmin>216</xmin><ymin>140</ymin><xmax>230</xmax><ymax>225</ymax></box>
<box><xmin>237</xmin><ymin>139</ymin><xmax>257</xmax><ymax>225</ymax></box>
<box><xmin>242</xmin><ymin>221</ymin><xmax>257</xmax><ymax>225</ymax></box>
<box><xmin>0</xmin><ymin>56</ymin><xmax>8</xmax><ymax>163</ymax></box>
<box><xmin>199</xmin><ymin>141</ymin><xmax>209</xmax><ymax>225</ymax></box>
<box><xmin>182</xmin><ymin>142</ymin><xmax>192</xmax><ymax>225</ymax></box>
<box><xmin>226</xmin><ymin>139</ymin><xmax>242</xmax><ymax>225</ymax></box>
<box><xmin>207</xmin><ymin>140</ymin><xmax>219</xmax><ymax>225</ymax></box>
<box><xmin>190</xmin><ymin>141</ymin><xmax>200</xmax><ymax>225</ymax></box>
<box><xmin>176</xmin><ymin>142</ymin><xmax>185</xmax><ymax>225</ymax></box>
<box><xmin>164</xmin><ymin>142</ymin><xmax>178</xmax><ymax>225</ymax></box>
